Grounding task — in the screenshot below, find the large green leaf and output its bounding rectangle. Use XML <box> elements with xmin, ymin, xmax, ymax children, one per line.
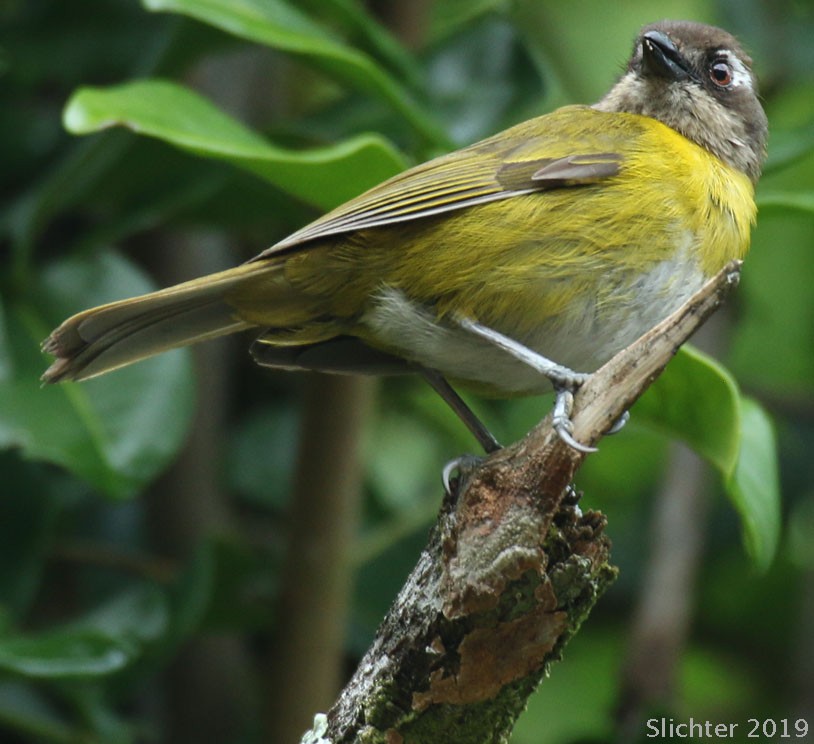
<box><xmin>0</xmin><ymin>251</ymin><xmax>194</xmax><ymax>499</ymax></box>
<box><xmin>727</xmin><ymin>399</ymin><xmax>780</xmax><ymax>572</ymax></box>
<box><xmin>635</xmin><ymin>346</ymin><xmax>780</xmax><ymax>569</ymax></box>
<box><xmin>635</xmin><ymin>346</ymin><xmax>740</xmax><ymax>476</ymax></box>
<box><xmin>64</xmin><ymin>79</ymin><xmax>407</xmax><ymax>210</ymax></box>
<box><xmin>142</xmin><ymin>0</ymin><xmax>448</xmax><ymax>146</ymax></box>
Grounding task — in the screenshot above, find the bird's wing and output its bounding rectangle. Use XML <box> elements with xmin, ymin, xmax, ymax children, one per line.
<box><xmin>251</xmin><ymin>106</ymin><xmax>623</xmax><ymax>260</ymax></box>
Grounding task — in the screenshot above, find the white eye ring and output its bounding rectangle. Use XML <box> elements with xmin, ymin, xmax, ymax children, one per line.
<box><xmin>711</xmin><ymin>52</ymin><xmax>752</xmax><ymax>90</ymax></box>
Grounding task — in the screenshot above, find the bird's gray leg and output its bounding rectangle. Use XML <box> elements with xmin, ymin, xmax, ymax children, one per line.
<box><xmin>454</xmin><ymin>317</ymin><xmax>596</xmax><ymax>453</ymax></box>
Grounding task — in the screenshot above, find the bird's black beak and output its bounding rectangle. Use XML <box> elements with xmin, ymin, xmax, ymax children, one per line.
<box><xmin>641</xmin><ymin>30</ymin><xmax>694</xmax><ymax>82</ymax></box>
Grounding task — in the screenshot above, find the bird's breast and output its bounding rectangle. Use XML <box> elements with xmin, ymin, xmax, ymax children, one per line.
<box><xmin>362</xmin><ymin>241</ymin><xmax>708</xmax><ymax>396</ymax></box>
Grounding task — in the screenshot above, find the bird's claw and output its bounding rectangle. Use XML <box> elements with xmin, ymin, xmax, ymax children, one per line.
<box><xmin>442</xmin><ymin>454</ymin><xmax>484</xmax><ymax>495</ymax></box>
<box><xmin>608</xmin><ymin>410</ymin><xmax>630</xmax><ymax>435</ymax></box>
<box><xmin>552</xmin><ymin>388</ymin><xmax>598</xmax><ymax>454</ymax></box>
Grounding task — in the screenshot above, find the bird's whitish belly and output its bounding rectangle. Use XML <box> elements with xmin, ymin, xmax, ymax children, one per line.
<box><xmin>362</xmin><ymin>241</ymin><xmax>707</xmax><ymax>395</ymax></box>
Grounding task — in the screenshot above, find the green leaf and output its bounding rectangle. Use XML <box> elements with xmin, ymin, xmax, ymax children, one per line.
<box><xmin>301</xmin><ymin>0</ymin><xmax>422</xmax><ymax>88</ymax></box>
<box><xmin>513</xmin><ymin>0</ymin><xmax>714</xmax><ymax>104</ymax></box>
<box><xmin>142</xmin><ymin>0</ymin><xmax>448</xmax><ymax>146</ymax></box>
<box><xmin>0</xmin><ymin>630</ymin><xmax>136</xmax><ymax>678</ymax></box>
<box><xmin>512</xmin><ymin>629</ymin><xmax>618</xmax><ymax>743</ymax></box>
<box><xmin>0</xmin><ymin>297</ymin><xmax>11</xmax><ymax>380</ymax></box>
<box><xmin>71</xmin><ymin>586</ymin><xmax>169</xmax><ymax>646</ymax></box>
<box><xmin>0</xmin><ymin>586</ymin><xmax>168</xmax><ymax>679</ymax></box>
<box><xmin>64</xmin><ymin>79</ymin><xmax>407</xmax><ymax>210</ymax></box>
<box><xmin>0</xmin><ymin>681</ymin><xmax>80</xmax><ymax>742</ymax></box>
<box><xmin>761</xmin><ymin>132</ymin><xmax>814</xmax><ymax>176</ymax></box>
<box><xmin>635</xmin><ymin>346</ymin><xmax>740</xmax><ymax>476</ymax></box>
<box><xmin>727</xmin><ymin>399</ymin><xmax>781</xmax><ymax>572</ymax></box>
<box><xmin>635</xmin><ymin>346</ymin><xmax>780</xmax><ymax>568</ymax></box>
<box><xmin>0</xmin><ymin>251</ymin><xmax>194</xmax><ymax>499</ymax></box>
<box><xmin>66</xmin><ymin>684</ymin><xmax>137</xmax><ymax>744</ymax></box>
<box><xmin>757</xmin><ymin>190</ymin><xmax>814</xmax><ymax>213</ymax></box>
<box><xmin>429</xmin><ymin>0</ymin><xmax>512</xmax><ymax>43</ymax></box>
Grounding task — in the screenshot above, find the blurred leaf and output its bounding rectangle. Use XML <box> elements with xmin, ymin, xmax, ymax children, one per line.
<box><xmin>0</xmin><ymin>586</ymin><xmax>167</xmax><ymax>679</ymax></box>
<box><xmin>761</xmin><ymin>82</ymin><xmax>814</xmax><ymax>174</ymax></box>
<box><xmin>424</xmin><ymin>16</ymin><xmax>546</xmax><ymax>145</ymax></box>
<box><xmin>0</xmin><ymin>630</ymin><xmax>135</xmax><ymax>679</ymax></box>
<box><xmin>0</xmin><ymin>251</ymin><xmax>194</xmax><ymax>499</ymax></box>
<box><xmin>636</xmin><ymin>346</ymin><xmax>780</xmax><ymax>567</ymax></box>
<box><xmin>761</xmin><ymin>125</ymin><xmax>814</xmax><ymax>175</ymax></box>
<box><xmin>636</xmin><ymin>346</ymin><xmax>740</xmax><ymax>476</ymax></box>
<box><xmin>0</xmin><ymin>300</ymin><xmax>10</xmax><ymax>380</ymax></box>
<box><xmin>302</xmin><ymin>0</ymin><xmax>422</xmax><ymax>88</ymax></box>
<box><xmin>510</xmin><ymin>629</ymin><xmax>618</xmax><ymax>743</ymax></box>
<box><xmin>727</xmin><ymin>399</ymin><xmax>780</xmax><ymax>571</ymax></box>
<box><xmin>730</xmin><ymin>210</ymin><xmax>814</xmax><ymax>393</ymax></box>
<box><xmin>512</xmin><ymin>0</ymin><xmax>713</xmax><ymax>104</ymax></box>
<box><xmin>64</xmin><ymin>79</ymin><xmax>407</xmax><ymax>210</ymax></box>
<box><xmin>350</xmin><ymin>527</ymin><xmax>429</xmax><ymax>651</ymax></box>
<box><xmin>678</xmin><ymin>645</ymin><xmax>762</xmax><ymax>719</ymax></box>
<box><xmin>697</xmin><ymin>551</ymin><xmax>800</xmax><ymax>657</ymax></box>
<box><xmin>365</xmin><ymin>411</ymin><xmax>442</xmax><ymax>512</ymax></box>
<box><xmin>67</xmin><ymin>684</ymin><xmax>137</xmax><ymax>744</ymax></box>
<box><xmin>142</xmin><ymin>0</ymin><xmax>448</xmax><ymax>146</ymax></box>
<box><xmin>758</xmin><ymin>190</ymin><xmax>814</xmax><ymax>213</ymax></box>
<box><xmin>0</xmin><ymin>681</ymin><xmax>79</xmax><ymax>743</ymax></box>
<box><xmin>354</xmin><ymin>408</ymin><xmax>442</xmax><ymax>567</ymax></box>
<box><xmin>3</xmin><ymin>132</ymin><xmax>134</xmax><ymax>280</ymax></box>
<box><xmin>73</xmin><ymin>585</ymin><xmax>168</xmax><ymax>645</ymax></box>
<box><xmin>429</xmin><ymin>0</ymin><xmax>511</xmax><ymax>42</ymax></box>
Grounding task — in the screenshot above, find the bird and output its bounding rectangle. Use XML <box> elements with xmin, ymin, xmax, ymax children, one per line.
<box><xmin>41</xmin><ymin>20</ymin><xmax>767</xmax><ymax>454</ymax></box>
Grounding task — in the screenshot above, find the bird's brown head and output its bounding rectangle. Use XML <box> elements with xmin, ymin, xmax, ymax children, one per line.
<box><xmin>595</xmin><ymin>20</ymin><xmax>768</xmax><ymax>183</ymax></box>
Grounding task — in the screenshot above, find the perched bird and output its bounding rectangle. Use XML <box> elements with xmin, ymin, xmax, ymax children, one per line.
<box><xmin>42</xmin><ymin>20</ymin><xmax>767</xmax><ymax>453</ymax></box>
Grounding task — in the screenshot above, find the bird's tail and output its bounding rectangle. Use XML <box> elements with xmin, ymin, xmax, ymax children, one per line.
<box><xmin>41</xmin><ymin>261</ymin><xmax>281</xmax><ymax>383</ymax></box>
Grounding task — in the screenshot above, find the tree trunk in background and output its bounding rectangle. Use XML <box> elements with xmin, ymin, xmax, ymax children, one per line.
<box><xmin>143</xmin><ymin>47</ymin><xmax>291</xmax><ymax>742</ymax></box>
<box><xmin>616</xmin><ymin>443</ymin><xmax>709</xmax><ymax>736</ymax></box>
<box><xmin>266</xmin><ymin>375</ymin><xmax>375</xmax><ymax>742</ymax></box>
<box><xmin>265</xmin><ymin>3</ymin><xmax>427</xmax><ymax>739</ymax></box>
<box><xmin>615</xmin><ymin>312</ymin><xmax>726</xmax><ymax>735</ymax></box>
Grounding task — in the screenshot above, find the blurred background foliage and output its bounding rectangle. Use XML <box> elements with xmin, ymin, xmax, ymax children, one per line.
<box><xmin>0</xmin><ymin>0</ymin><xmax>812</xmax><ymax>742</ymax></box>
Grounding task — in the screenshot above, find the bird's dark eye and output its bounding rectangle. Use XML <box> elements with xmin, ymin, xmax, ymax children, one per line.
<box><xmin>709</xmin><ymin>60</ymin><xmax>733</xmax><ymax>87</ymax></box>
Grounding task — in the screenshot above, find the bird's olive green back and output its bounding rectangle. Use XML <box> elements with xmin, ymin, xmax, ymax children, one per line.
<box><xmin>231</xmin><ymin>106</ymin><xmax>755</xmax><ymax>342</ymax></box>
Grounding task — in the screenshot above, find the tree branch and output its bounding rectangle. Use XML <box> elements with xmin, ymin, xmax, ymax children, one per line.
<box><xmin>303</xmin><ymin>262</ymin><xmax>742</xmax><ymax>744</ymax></box>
